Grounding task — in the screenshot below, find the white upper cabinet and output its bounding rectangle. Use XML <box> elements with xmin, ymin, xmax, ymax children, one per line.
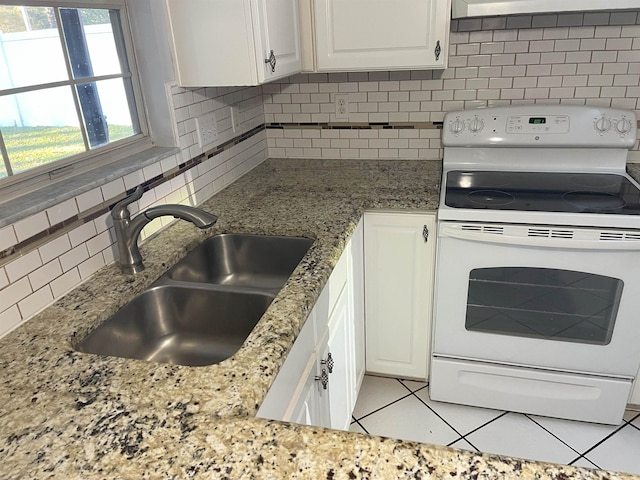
<box><xmin>304</xmin><ymin>0</ymin><xmax>451</xmax><ymax>72</ymax></box>
<box><xmin>166</xmin><ymin>0</ymin><xmax>302</xmax><ymax>86</ymax></box>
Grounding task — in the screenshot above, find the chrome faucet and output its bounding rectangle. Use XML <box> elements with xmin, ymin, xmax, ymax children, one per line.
<box><xmin>111</xmin><ymin>186</ymin><xmax>218</xmax><ymax>274</ymax></box>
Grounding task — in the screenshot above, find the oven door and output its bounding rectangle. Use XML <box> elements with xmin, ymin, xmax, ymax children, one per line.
<box><xmin>433</xmin><ymin>222</ymin><xmax>640</xmax><ymax>377</ymax></box>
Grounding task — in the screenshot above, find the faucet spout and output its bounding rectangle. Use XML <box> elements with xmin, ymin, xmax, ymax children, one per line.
<box><xmin>111</xmin><ymin>187</ymin><xmax>218</xmax><ymax>274</ymax></box>
<box><xmin>142</xmin><ymin>205</ymin><xmax>218</xmax><ymax>228</ymax></box>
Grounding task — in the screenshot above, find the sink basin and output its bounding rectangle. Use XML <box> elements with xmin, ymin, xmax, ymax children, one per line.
<box><xmin>166</xmin><ymin>234</ymin><xmax>314</xmax><ymax>292</ymax></box>
<box><xmin>75</xmin><ymin>286</ymin><xmax>274</xmax><ymax>366</ymax></box>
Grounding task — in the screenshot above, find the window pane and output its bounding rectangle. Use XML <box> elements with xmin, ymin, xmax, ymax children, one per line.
<box><xmin>0</xmin><ymin>6</ymin><xmax>67</xmax><ymax>89</ymax></box>
<box><xmin>1</xmin><ymin>87</ymin><xmax>85</xmax><ymax>174</ymax></box>
<box><xmin>0</xmin><ymin>161</ymin><xmax>7</xmax><ymax>179</ymax></box>
<box><xmin>76</xmin><ymin>78</ymin><xmax>137</xmax><ymax>149</ymax></box>
<box><xmin>94</xmin><ymin>78</ymin><xmax>138</xmax><ymax>144</ymax></box>
<box><xmin>465</xmin><ymin>267</ymin><xmax>622</xmax><ymax>345</ymax></box>
<box><xmin>60</xmin><ymin>8</ymin><xmax>123</xmax><ymax>79</ymax></box>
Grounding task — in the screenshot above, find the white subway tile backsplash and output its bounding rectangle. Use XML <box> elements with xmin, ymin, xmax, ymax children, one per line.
<box><xmin>0</xmin><ymin>226</ymin><xmax>18</xmax><ymax>251</ymax></box>
<box><xmin>569</xmin><ymin>26</ymin><xmax>595</xmax><ymax>39</ymax></box>
<box><xmin>75</xmin><ymin>188</ymin><xmax>104</xmax><ymax>213</ymax></box>
<box><xmin>0</xmin><ymin>305</ymin><xmax>21</xmax><ymax>336</ymax></box>
<box><xmin>0</xmin><ymin>277</ymin><xmax>31</xmax><ymax>313</ymax></box>
<box><xmin>29</xmin><ymin>260</ymin><xmax>62</xmax><ymax>292</ymax></box>
<box><xmin>587</xmin><ymin>74</ymin><xmax>614</xmax><ymax>86</ymax></box>
<box><xmin>38</xmin><ymin>235</ymin><xmax>71</xmax><ymax>265</ymax></box>
<box><xmin>68</xmin><ymin>222</ymin><xmax>98</xmax><ymax>248</ymax></box>
<box><xmin>537</xmin><ymin>76</ymin><xmax>562</xmax><ymax>88</ymax></box>
<box><xmin>577</xmin><ymin>63</ymin><xmax>603</xmax><ymax>75</ymax></box>
<box><xmin>0</xmin><ymin>268</ymin><xmax>7</xmax><ymax>290</ymax></box>
<box><xmin>46</xmin><ymin>198</ymin><xmax>78</xmax><ymax>226</ymax></box>
<box><xmin>565</xmin><ymin>51</ymin><xmax>592</xmax><ymax>63</ymax></box>
<box><xmin>78</xmin><ymin>254</ymin><xmax>105</xmax><ymax>280</ymax></box>
<box><xmin>59</xmin><ymin>245</ymin><xmax>90</xmax><ymax>272</ymax></box>
<box><xmin>18</xmin><ymin>286</ymin><xmax>53</xmax><ymax>320</ymax></box>
<box><xmin>543</xmin><ymin>27</ymin><xmax>569</xmax><ymax>40</ymax></box>
<box><xmin>86</xmin><ymin>231</ymin><xmax>113</xmax><ymax>258</ymax></box>
<box><xmin>562</xmin><ymin>75</ymin><xmax>588</xmax><ymax>87</ymax></box>
<box><xmin>614</xmin><ymin>74</ymin><xmax>640</xmax><ymax>86</ymax></box>
<box><xmin>5</xmin><ymin>250</ymin><xmax>42</xmax><ymax>283</ymax></box>
<box><xmin>101</xmin><ymin>178</ymin><xmax>126</xmax><ymax>202</ymax></box>
<box><xmin>13</xmin><ymin>212</ymin><xmax>49</xmax><ymax>243</ymax></box>
<box><xmin>603</xmin><ymin>63</ymin><xmax>629</xmax><ymax>75</ymax></box>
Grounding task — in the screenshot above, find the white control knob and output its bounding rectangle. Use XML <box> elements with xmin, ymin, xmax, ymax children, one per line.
<box><xmin>469</xmin><ymin>116</ymin><xmax>485</xmax><ymax>133</ymax></box>
<box><xmin>615</xmin><ymin>118</ymin><xmax>633</xmax><ymax>135</ymax></box>
<box><xmin>450</xmin><ymin>118</ymin><xmax>464</xmax><ymax>134</ymax></box>
<box><xmin>594</xmin><ymin>116</ymin><xmax>611</xmax><ymax>133</ymax></box>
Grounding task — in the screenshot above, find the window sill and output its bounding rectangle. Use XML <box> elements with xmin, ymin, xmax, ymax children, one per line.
<box><xmin>0</xmin><ymin>146</ymin><xmax>179</xmax><ymax>229</ymax></box>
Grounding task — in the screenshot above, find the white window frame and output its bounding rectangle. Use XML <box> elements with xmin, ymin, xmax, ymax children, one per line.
<box><xmin>0</xmin><ymin>0</ymin><xmax>151</xmax><ymax>202</ymax></box>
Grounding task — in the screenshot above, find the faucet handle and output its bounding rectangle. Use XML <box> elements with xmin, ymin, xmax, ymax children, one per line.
<box><xmin>111</xmin><ymin>186</ymin><xmax>144</xmax><ymax>220</ymax></box>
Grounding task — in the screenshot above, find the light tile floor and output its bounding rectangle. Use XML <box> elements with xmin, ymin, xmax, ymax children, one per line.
<box><xmin>349</xmin><ymin>375</ymin><xmax>640</xmax><ymax>475</ymax></box>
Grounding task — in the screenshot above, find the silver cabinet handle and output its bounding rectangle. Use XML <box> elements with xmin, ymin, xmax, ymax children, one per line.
<box><xmin>315</xmin><ymin>368</ymin><xmax>329</xmax><ymax>390</ymax></box>
<box><xmin>434</xmin><ymin>40</ymin><xmax>441</xmax><ymax>61</ymax></box>
<box><xmin>321</xmin><ymin>352</ymin><xmax>334</xmax><ymax>374</ymax></box>
<box><xmin>423</xmin><ymin>225</ymin><xmax>429</xmax><ymax>243</ymax></box>
<box><xmin>265</xmin><ymin>50</ymin><xmax>276</xmax><ymax>72</ymax></box>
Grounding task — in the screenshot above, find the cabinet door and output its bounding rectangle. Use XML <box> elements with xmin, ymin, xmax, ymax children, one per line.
<box><xmin>364</xmin><ymin>212</ymin><xmax>436</xmax><ymax>380</ymax></box>
<box><xmin>325</xmin><ymin>283</ymin><xmax>355</xmax><ymax>431</ymax></box>
<box><xmin>313</xmin><ymin>0</ymin><xmax>450</xmax><ymax>71</ymax></box>
<box><xmin>290</xmin><ymin>352</ymin><xmax>330</xmax><ymax>427</ymax></box>
<box><xmin>166</xmin><ymin>0</ymin><xmax>301</xmax><ymax>86</ymax></box>
<box><xmin>252</xmin><ymin>0</ymin><xmax>302</xmax><ymax>83</ymax></box>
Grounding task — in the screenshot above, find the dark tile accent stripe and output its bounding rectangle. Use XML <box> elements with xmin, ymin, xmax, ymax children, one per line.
<box><xmin>266</xmin><ymin>121</ymin><xmax>443</xmax><ymax>130</ymax></box>
<box><xmin>0</xmin><ymin>125</ymin><xmax>267</xmax><ymax>267</ymax></box>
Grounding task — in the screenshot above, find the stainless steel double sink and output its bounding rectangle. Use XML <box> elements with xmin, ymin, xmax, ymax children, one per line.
<box><xmin>75</xmin><ymin>234</ymin><xmax>314</xmax><ymax>366</ymax></box>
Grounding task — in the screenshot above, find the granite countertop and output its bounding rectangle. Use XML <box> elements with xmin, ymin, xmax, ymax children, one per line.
<box><xmin>0</xmin><ymin>158</ymin><xmax>637</xmax><ymax>479</ymax></box>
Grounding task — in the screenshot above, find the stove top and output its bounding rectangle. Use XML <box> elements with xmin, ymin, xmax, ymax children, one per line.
<box><xmin>439</xmin><ymin>106</ymin><xmax>640</xmax><ymax>228</ymax></box>
<box><xmin>445</xmin><ymin>170</ymin><xmax>640</xmax><ymax>215</ymax></box>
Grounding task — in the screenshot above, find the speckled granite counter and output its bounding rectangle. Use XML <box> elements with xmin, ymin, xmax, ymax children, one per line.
<box><xmin>1</xmin><ymin>159</ymin><xmax>637</xmax><ymax>479</ymax></box>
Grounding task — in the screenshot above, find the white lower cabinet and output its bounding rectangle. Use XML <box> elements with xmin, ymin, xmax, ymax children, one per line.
<box><xmin>364</xmin><ymin>211</ymin><xmax>437</xmax><ymax>381</ymax></box>
<box><xmin>258</xmin><ymin>219</ymin><xmax>364</xmax><ymax>429</ymax></box>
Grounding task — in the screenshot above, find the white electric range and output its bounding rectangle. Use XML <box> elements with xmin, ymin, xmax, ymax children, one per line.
<box><xmin>430</xmin><ymin>105</ymin><xmax>640</xmax><ymax>425</ymax></box>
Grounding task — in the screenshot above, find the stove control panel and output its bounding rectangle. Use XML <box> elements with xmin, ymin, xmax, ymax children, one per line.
<box><xmin>506</xmin><ymin>115</ymin><xmax>570</xmax><ymax>134</ymax></box>
<box><xmin>443</xmin><ymin>105</ymin><xmax>637</xmax><ymax>148</ymax></box>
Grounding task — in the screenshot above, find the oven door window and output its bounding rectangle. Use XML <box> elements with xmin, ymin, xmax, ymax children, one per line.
<box><xmin>465</xmin><ymin>268</ymin><xmax>623</xmax><ymax>345</ymax></box>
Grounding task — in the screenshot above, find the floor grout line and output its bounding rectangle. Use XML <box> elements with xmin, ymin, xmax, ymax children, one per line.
<box><xmin>351</xmin><ymin>387</ymin><xmax>415</xmax><ymax>423</ymax></box>
<box><xmin>525</xmin><ymin>414</ymin><xmax>585</xmax><ymax>457</ymax></box>
<box><xmin>353</xmin><ymin>376</ymin><xmax>640</xmax><ymax>473</ymax></box>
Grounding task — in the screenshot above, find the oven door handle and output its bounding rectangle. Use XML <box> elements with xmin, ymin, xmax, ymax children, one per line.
<box><xmin>440</xmin><ymin>224</ymin><xmax>640</xmax><ymax>251</ymax></box>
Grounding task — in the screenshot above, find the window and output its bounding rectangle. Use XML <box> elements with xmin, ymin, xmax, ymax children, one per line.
<box><xmin>0</xmin><ymin>1</ymin><xmax>146</xmax><ymax>185</ymax></box>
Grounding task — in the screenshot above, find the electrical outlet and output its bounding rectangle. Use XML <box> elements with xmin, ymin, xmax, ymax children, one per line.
<box><xmin>230</xmin><ymin>105</ymin><xmax>240</xmax><ymax>133</ymax></box>
<box><xmin>335</xmin><ymin>94</ymin><xmax>349</xmax><ymax>120</ymax></box>
<box><xmin>195</xmin><ymin>112</ymin><xmax>218</xmax><ymax>148</ymax></box>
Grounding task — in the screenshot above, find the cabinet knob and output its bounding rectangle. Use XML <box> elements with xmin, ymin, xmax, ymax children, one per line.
<box><xmin>265</xmin><ymin>50</ymin><xmax>276</xmax><ymax>73</ymax></box>
<box><xmin>321</xmin><ymin>352</ymin><xmax>334</xmax><ymax>374</ymax></box>
<box><xmin>423</xmin><ymin>225</ymin><xmax>429</xmax><ymax>243</ymax></box>
<box><xmin>315</xmin><ymin>368</ymin><xmax>329</xmax><ymax>390</ymax></box>
<box><xmin>434</xmin><ymin>40</ymin><xmax>441</xmax><ymax>61</ymax></box>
